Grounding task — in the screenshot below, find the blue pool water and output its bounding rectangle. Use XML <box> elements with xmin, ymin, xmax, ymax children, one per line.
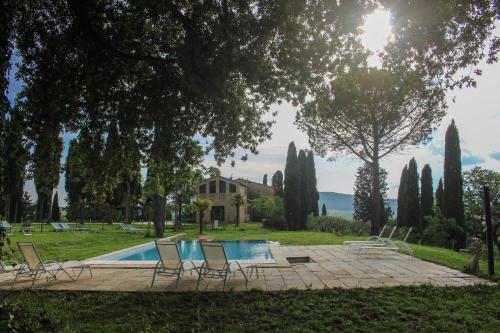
<box><xmin>102</xmin><ymin>240</ymin><xmax>274</xmax><ymax>261</ymax></box>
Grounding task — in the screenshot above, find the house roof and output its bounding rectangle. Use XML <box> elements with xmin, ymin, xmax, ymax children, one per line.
<box><xmin>234</xmin><ymin>178</ymin><xmax>274</xmax><ymax>190</ymax></box>
<box><xmin>197</xmin><ymin>175</ymin><xmax>247</xmax><ymax>187</ymax></box>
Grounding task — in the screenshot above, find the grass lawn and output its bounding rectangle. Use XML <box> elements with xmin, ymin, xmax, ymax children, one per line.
<box><xmin>1</xmin><ymin>285</ymin><xmax>499</xmax><ymax>332</ymax></box>
<box><xmin>4</xmin><ymin>222</ymin><xmax>499</xmax><ymax>278</ymax></box>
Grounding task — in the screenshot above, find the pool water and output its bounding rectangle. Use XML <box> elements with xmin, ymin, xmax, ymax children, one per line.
<box><xmin>102</xmin><ymin>240</ymin><xmax>274</xmax><ymax>261</ymax></box>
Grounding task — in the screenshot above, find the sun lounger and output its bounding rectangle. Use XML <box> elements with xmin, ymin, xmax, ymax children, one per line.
<box><xmin>60</xmin><ymin>223</ymin><xmax>90</xmax><ymax>233</ymax></box>
<box><xmin>50</xmin><ymin>222</ymin><xmax>64</xmax><ymax>232</ymax></box>
<box><xmin>151</xmin><ymin>240</ymin><xmax>199</xmax><ymax>288</ymax></box>
<box><xmin>197</xmin><ymin>242</ymin><xmax>253</xmax><ymax>291</ymax></box>
<box><xmin>120</xmin><ymin>223</ymin><xmax>145</xmax><ymax>235</ymax></box>
<box><xmin>0</xmin><ymin>220</ymin><xmax>14</xmax><ymax>235</ymax></box>
<box><xmin>11</xmin><ymin>242</ymin><xmax>92</xmax><ymax>288</ymax></box>
<box><xmin>355</xmin><ymin>228</ymin><xmax>414</xmax><ymax>257</ymax></box>
<box><xmin>343</xmin><ymin>225</ymin><xmax>397</xmax><ymax>246</ymax></box>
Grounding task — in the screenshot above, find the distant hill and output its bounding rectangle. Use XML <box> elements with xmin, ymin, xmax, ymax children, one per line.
<box><xmin>319</xmin><ymin>192</ymin><xmax>398</xmax><ymax>220</ymax></box>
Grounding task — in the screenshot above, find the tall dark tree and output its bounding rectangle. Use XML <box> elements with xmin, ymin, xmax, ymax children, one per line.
<box><xmin>397</xmin><ymin>166</ymin><xmax>409</xmax><ymax>227</ymax></box>
<box><xmin>307</xmin><ymin>151</ymin><xmax>319</xmax><ymax>216</ymax></box>
<box><xmin>263</xmin><ymin>174</ymin><xmax>268</xmax><ymax>186</ymax></box>
<box><xmin>436</xmin><ymin>178</ymin><xmax>445</xmax><ymax>213</ymax></box>
<box><xmin>284</xmin><ymin>142</ymin><xmax>299</xmax><ymax>230</ymax></box>
<box><xmin>443</xmin><ymin>120</ymin><xmax>465</xmax><ymax>248</ymax></box>
<box><xmin>420</xmin><ymin>164</ymin><xmax>434</xmax><ymax>229</ymax></box>
<box><xmin>297</xmin><ymin>150</ymin><xmax>309</xmax><ymax>229</ymax></box>
<box><xmin>321</xmin><ymin>204</ymin><xmax>327</xmax><ymax>216</ymax></box>
<box><xmin>297</xmin><ymin>68</ymin><xmax>446</xmax><ymax>235</ymax></box>
<box><xmin>51</xmin><ymin>192</ymin><xmax>60</xmax><ymax>222</ymax></box>
<box><xmin>271</xmin><ymin>171</ymin><xmax>284</xmax><ymax>197</ymax></box>
<box><xmin>65</xmin><ymin>139</ymin><xmax>86</xmax><ymax>221</ymax></box>
<box><xmin>406</xmin><ymin>158</ymin><xmax>420</xmax><ymax>230</ymax></box>
<box><xmin>353</xmin><ymin>163</ymin><xmax>390</xmax><ymax>226</ymax></box>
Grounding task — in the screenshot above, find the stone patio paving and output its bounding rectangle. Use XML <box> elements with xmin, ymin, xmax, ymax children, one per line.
<box><xmin>0</xmin><ymin>245</ymin><xmax>490</xmax><ymax>292</ymax></box>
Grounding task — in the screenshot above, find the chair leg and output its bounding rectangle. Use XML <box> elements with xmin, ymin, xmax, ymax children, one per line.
<box><xmin>175</xmin><ymin>269</ymin><xmax>182</xmax><ymax>289</ymax></box>
<box><xmin>222</xmin><ymin>270</ymin><xmax>229</xmax><ymax>292</ymax></box>
<box><xmin>151</xmin><ymin>268</ymin><xmax>157</xmax><ymax>287</ymax></box>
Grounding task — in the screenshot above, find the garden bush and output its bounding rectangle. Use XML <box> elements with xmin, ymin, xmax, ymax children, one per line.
<box><xmin>262</xmin><ymin>216</ymin><xmax>288</xmax><ymax>230</ymax></box>
<box><xmin>306</xmin><ymin>216</ymin><xmax>369</xmax><ymax>236</ymax></box>
<box><xmin>422</xmin><ymin>212</ymin><xmax>463</xmax><ymax>248</ymax></box>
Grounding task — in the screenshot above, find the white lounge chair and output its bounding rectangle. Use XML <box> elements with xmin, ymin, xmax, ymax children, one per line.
<box><xmin>0</xmin><ymin>220</ymin><xmax>14</xmax><ymax>235</ymax></box>
<box><xmin>151</xmin><ymin>240</ymin><xmax>199</xmax><ymax>288</ymax></box>
<box><xmin>50</xmin><ymin>222</ymin><xmax>64</xmax><ymax>232</ymax></box>
<box><xmin>355</xmin><ymin>228</ymin><xmax>414</xmax><ymax>257</ymax></box>
<box><xmin>120</xmin><ymin>223</ymin><xmax>145</xmax><ymax>235</ymax></box>
<box><xmin>1</xmin><ymin>260</ymin><xmax>18</xmax><ymax>277</ymax></box>
<box><xmin>343</xmin><ymin>225</ymin><xmax>396</xmax><ymax>246</ymax></box>
<box><xmin>11</xmin><ymin>242</ymin><xmax>85</xmax><ymax>288</ymax></box>
<box><xmin>60</xmin><ymin>223</ymin><xmax>90</xmax><ymax>233</ymax></box>
<box><xmin>197</xmin><ymin>242</ymin><xmax>252</xmax><ymax>291</ymax></box>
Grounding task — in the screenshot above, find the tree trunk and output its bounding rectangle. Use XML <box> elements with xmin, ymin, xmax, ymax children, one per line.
<box><xmin>236</xmin><ymin>204</ymin><xmax>240</xmax><ymax>227</ymax></box>
<box><xmin>152</xmin><ymin>192</ymin><xmax>165</xmax><ymax>237</ymax></box>
<box><xmin>46</xmin><ymin>189</ymin><xmax>53</xmax><ymax>223</ymax></box>
<box><xmin>125</xmin><ymin>181</ymin><xmax>132</xmax><ymax>223</ymax></box>
<box><xmin>371</xmin><ymin>158</ymin><xmax>382</xmax><ymax>236</ymax></box>
<box><xmin>4</xmin><ymin>194</ymin><xmax>11</xmax><ymax>223</ymax></box>
<box><xmin>199</xmin><ymin>210</ymin><xmax>204</xmax><ymax>234</ymax></box>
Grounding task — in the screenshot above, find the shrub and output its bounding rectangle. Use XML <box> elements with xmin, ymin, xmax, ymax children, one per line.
<box><xmin>252</xmin><ymin>196</ymin><xmax>284</xmax><ymax>221</ymax></box>
<box><xmin>306</xmin><ymin>216</ymin><xmax>370</xmax><ymax>236</ymax></box>
<box><xmin>262</xmin><ymin>216</ymin><xmax>288</xmax><ymax>230</ymax></box>
<box><xmin>422</xmin><ymin>211</ymin><xmax>463</xmax><ymax>248</ymax></box>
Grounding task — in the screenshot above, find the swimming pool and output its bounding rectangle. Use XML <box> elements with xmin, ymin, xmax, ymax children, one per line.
<box><xmin>100</xmin><ymin>240</ymin><xmax>274</xmax><ymax>261</ymax></box>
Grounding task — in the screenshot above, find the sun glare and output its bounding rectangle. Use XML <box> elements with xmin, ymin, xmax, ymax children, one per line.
<box><xmin>361</xmin><ymin>9</ymin><xmax>392</xmax><ymax>66</ymax></box>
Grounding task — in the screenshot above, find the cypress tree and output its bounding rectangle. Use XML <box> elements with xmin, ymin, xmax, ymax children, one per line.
<box><xmin>307</xmin><ymin>151</ymin><xmax>319</xmax><ymax>216</ymax></box>
<box><xmin>436</xmin><ymin>178</ymin><xmax>444</xmax><ymax>213</ymax></box>
<box><xmin>406</xmin><ymin>158</ymin><xmax>420</xmax><ymax>230</ymax></box>
<box><xmin>396</xmin><ymin>165</ymin><xmax>408</xmax><ymax>226</ymax></box>
<box><xmin>321</xmin><ymin>204</ymin><xmax>327</xmax><ymax>216</ymax></box>
<box><xmin>443</xmin><ymin>120</ymin><xmax>465</xmax><ymax>248</ymax></box>
<box><xmin>420</xmin><ymin>164</ymin><xmax>434</xmax><ymax>230</ymax></box>
<box><xmin>284</xmin><ymin>142</ymin><xmax>299</xmax><ymax>230</ymax></box>
<box><xmin>297</xmin><ymin>149</ymin><xmax>310</xmax><ymax>229</ymax></box>
<box><xmin>271</xmin><ymin>170</ymin><xmax>284</xmax><ymax>197</ymax></box>
<box><xmin>51</xmin><ymin>192</ymin><xmax>61</xmax><ymax>222</ymax></box>
<box><xmin>263</xmin><ymin>174</ymin><xmax>268</xmax><ymax>185</ymax></box>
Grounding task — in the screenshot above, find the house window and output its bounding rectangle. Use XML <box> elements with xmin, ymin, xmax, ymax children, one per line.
<box><xmin>219</xmin><ymin>180</ymin><xmax>226</xmax><ymax>193</ymax></box>
<box><xmin>229</xmin><ymin>183</ymin><xmax>237</xmax><ymax>193</ymax></box>
<box><xmin>199</xmin><ymin>184</ymin><xmax>206</xmax><ymax>194</ymax></box>
<box><xmin>209</xmin><ymin>180</ymin><xmax>216</xmax><ymax>193</ymax></box>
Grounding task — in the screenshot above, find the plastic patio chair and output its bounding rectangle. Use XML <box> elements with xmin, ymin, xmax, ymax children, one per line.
<box><xmin>197</xmin><ymin>242</ymin><xmax>251</xmax><ymax>291</ymax></box>
<box><xmin>151</xmin><ymin>240</ymin><xmax>199</xmax><ymax>288</ymax></box>
<box><xmin>11</xmin><ymin>242</ymin><xmax>77</xmax><ymax>288</ymax></box>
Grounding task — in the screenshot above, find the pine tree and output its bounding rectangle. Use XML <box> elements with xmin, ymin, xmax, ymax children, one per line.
<box><xmin>321</xmin><ymin>204</ymin><xmax>327</xmax><ymax>216</ymax></box>
<box><xmin>284</xmin><ymin>142</ymin><xmax>299</xmax><ymax>230</ymax></box>
<box><xmin>397</xmin><ymin>165</ymin><xmax>409</xmax><ymax>226</ymax></box>
<box><xmin>436</xmin><ymin>178</ymin><xmax>444</xmax><ymax>213</ymax></box>
<box><xmin>51</xmin><ymin>192</ymin><xmax>61</xmax><ymax>222</ymax></box>
<box><xmin>420</xmin><ymin>164</ymin><xmax>434</xmax><ymax>230</ymax></box>
<box><xmin>307</xmin><ymin>151</ymin><xmax>319</xmax><ymax>216</ymax></box>
<box><xmin>297</xmin><ymin>149</ymin><xmax>309</xmax><ymax>229</ymax></box>
<box><xmin>443</xmin><ymin>120</ymin><xmax>465</xmax><ymax>248</ymax></box>
<box><xmin>406</xmin><ymin>158</ymin><xmax>420</xmax><ymax>230</ymax></box>
<box><xmin>263</xmin><ymin>174</ymin><xmax>268</xmax><ymax>185</ymax></box>
<box><xmin>271</xmin><ymin>170</ymin><xmax>284</xmax><ymax>197</ymax></box>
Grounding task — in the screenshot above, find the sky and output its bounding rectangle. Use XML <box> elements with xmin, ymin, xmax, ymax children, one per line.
<box><xmin>8</xmin><ymin>10</ymin><xmax>500</xmax><ymax>205</ymax></box>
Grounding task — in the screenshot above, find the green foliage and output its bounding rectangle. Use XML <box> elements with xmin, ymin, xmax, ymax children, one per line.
<box><xmin>193</xmin><ymin>198</ymin><xmax>212</xmax><ymax>234</ymax></box>
<box><xmin>463</xmin><ymin>166</ymin><xmax>500</xmax><ymax>254</ymax></box>
<box><xmin>420</xmin><ymin>164</ymin><xmax>434</xmax><ymax>229</ymax></box>
<box><xmin>261</xmin><ymin>216</ymin><xmax>288</xmax><ymax>231</ymax></box>
<box><xmin>271</xmin><ymin>170</ymin><xmax>284</xmax><ymax>197</ymax></box>
<box><xmin>321</xmin><ymin>204</ymin><xmax>327</xmax><ymax>216</ymax></box>
<box><xmin>406</xmin><ymin>158</ymin><xmax>421</xmax><ymax>231</ymax></box>
<box><xmin>353</xmin><ymin>163</ymin><xmax>390</xmax><ymax>225</ymax></box>
<box><xmin>422</xmin><ymin>209</ymin><xmax>463</xmax><ymax>249</ymax></box>
<box><xmin>262</xmin><ymin>174</ymin><xmax>268</xmax><ymax>186</ymax></box>
<box><xmin>284</xmin><ymin>142</ymin><xmax>300</xmax><ymax>231</ymax></box>
<box><xmin>307</xmin><ymin>216</ymin><xmax>369</xmax><ymax>236</ymax></box>
<box><xmin>252</xmin><ymin>196</ymin><xmax>277</xmax><ymax>221</ymax></box>
<box><xmin>443</xmin><ymin>120</ymin><xmax>465</xmax><ymax>248</ymax></box>
<box><xmin>0</xmin><ymin>226</ymin><xmax>12</xmax><ymax>262</ymax></box>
